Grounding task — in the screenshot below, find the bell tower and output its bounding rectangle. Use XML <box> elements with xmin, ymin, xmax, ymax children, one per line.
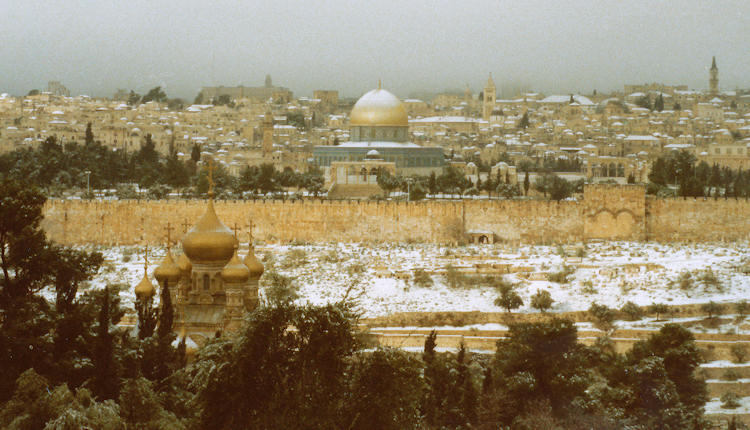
<box><xmin>483</xmin><ymin>73</ymin><xmax>496</xmax><ymax>121</ymax></box>
<box><xmin>262</xmin><ymin>109</ymin><xmax>273</xmax><ymax>156</ymax></box>
<box><xmin>709</xmin><ymin>56</ymin><xmax>719</xmax><ymax>96</ymax></box>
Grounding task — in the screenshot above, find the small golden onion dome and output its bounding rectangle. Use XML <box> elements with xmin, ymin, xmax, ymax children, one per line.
<box><xmin>181</xmin><ymin>199</ymin><xmax>237</xmax><ymax>264</ymax></box>
<box><xmin>349</xmin><ymin>88</ymin><xmax>409</xmax><ymax>127</ymax></box>
<box><xmin>134</xmin><ymin>273</ymin><xmax>156</xmax><ymax>300</ymax></box>
<box><xmin>221</xmin><ymin>248</ymin><xmax>250</xmax><ymax>284</ymax></box>
<box><xmin>243</xmin><ymin>245</ymin><xmax>264</xmax><ymax>279</ymax></box>
<box><xmin>154</xmin><ymin>249</ymin><xmax>181</xmax><ymax>284</ymax></box>
<box><xmin>177</xmin><ymin>252</ymin><xmax>192</xmax><ymax>273</ymax></box>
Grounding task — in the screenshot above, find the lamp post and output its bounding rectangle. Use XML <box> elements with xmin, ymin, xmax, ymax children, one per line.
<box><xmin>84</xmin><ymin>170</ymin><xmax>91</xmax><ymax>198</ymax></box>
<box><xmin>406</xmin><ymin>178</ymin><xmax>414</xmax><ymax>202</ymax></box>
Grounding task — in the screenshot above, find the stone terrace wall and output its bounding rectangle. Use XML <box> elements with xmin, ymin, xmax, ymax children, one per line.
<box><xmin>41</xmin><ymin>198</ymin><xmax>583</xmax><ymax>246</ymax></box>
<box><xmin>646</xmin><ymin>197</ymin><xmax>750</xmax><ymax>242</ymax></box>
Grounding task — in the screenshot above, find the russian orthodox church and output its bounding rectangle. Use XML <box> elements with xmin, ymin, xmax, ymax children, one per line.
<box><xmin>134</xmin><ymin>167</ymin><xmax>263</xmax><ymax>346</ymax></box>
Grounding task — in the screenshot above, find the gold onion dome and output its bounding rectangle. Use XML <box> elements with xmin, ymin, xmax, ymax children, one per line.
<box><xmin>154</xmin><ymin>249</ymin><xmax>181</xmax><ymax>283</ymax></box>
<box><xmin>134</xmin><ymin>272</ymin><xmax>156</xmax><ymax>300</ymax></box>
<box><xmin>221</xmin><ymin>247</ymin><xmax>250</xmax><ymax>284</ymax></box>
<box><xmin>349</xmin><ymin>86</ymin><xmax>408</xmax><ymax>127</ymax></box>
<box><xmin>181</xmin><ymin>199</ymin><xmax>237</xmax><ymax>264</ymax></box>
<box><xmin>177</xmin><ymin>252</ymin><xmax>192</xmax><ymax>273</ymax></box>
<box><xmin>243</xmin><ymin>245</ymin><xmax>264</xmax><ymax>279</ymax></box>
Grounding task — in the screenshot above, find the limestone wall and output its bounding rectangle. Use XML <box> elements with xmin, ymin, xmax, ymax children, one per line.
<box><xmin>646</xmin><ymin>197</ymin><xmax>750</xmax><ymax>242</ymax></box>
<box><xmin>40</xmin><ymin>186</ymin><xmax>750</xmax><ymax>246</ymax></box>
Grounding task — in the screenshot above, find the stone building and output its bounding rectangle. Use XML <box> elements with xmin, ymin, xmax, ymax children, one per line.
<box><xmin>313</xmin><ymin>82</ymin><xmax>445</xmax><ymax>177</ymax></box>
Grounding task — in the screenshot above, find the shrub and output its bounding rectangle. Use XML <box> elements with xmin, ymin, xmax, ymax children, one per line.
<box><xmin>736</xmin><ymin>300</ymin><xmax>749</xmax><ymax>319</ymax></box>
<box><xmin>494</xmin><ymin>284</ymin><xmax>523</xmax><ymax>313</ymax></box>
<box><xmin>672</xmin><ymin>271</ymin><xmax>694</xmax><ymax>291</ymax></box>
<box><xmin>321</xmin><ymin>249</ymin><xmax>341</xmax><ymax>263</ymax></box>
<box><xmin>281</xmin><ymin>249</ymin><xmax>308</xmax><ymax>269</ymax></box>
<box><xmin>589</xmin><ymin>303</ymin><xmax>615</xmax><ymax>330</ymax></box>
<box><xmin>723</xmin><ymin>369</ymin><xmax>740</xmax><ymax>381</ymax></box>
<box><xmin>548</xmin><ymin>265</ymin><xmax>573</xmax><ymax>284</ymax></box>
<box><xmin>530</xmin><ymin>290</ymin><xmax>553</xmax><ymax>313</ymax></box>
<box><xmin>698</xmin><ymin>268</ymin><xmax>721</xmax><ymax>290</ymax></box>
<box><xmin>444</xmin><ymin>264</ymin><xmax>464</xmax><ymax>289</ymax></box>
<box><xmin>731</xmin><ymin>344</ymin><xmax>748</xmax><ymax>364</ymax></box>
<box><xmin>412</xmin><ymin>269</ymin><xmax>433</xmax><ymax>288</ymax></box>
<box><xmin>701</xmin><ymin>301</ymin><xmax>725</xmax><ymax>320</ymax></box>
<box><xmin>580</xmin><ymin>280</ymin><xmax>596</xmax><ymax>295</ymax></box>
<box><xmin>261</xmin><ymin>271</ymin><xmax>299</xmax><ymax>305</ymax></box>
<box><xmin>649</xmin><ymin>303</ymin><xmax>669</xmax><ymax>321</ymax></box>
<box><xmin>620</xmin><ymin>301</ymin><xmax>643</xmax><ymax>321</ymax></box>
<box><xmin>347</xmin><ymin>263</ymin><xmax>366</xmax><ymax>276</ymax></box>
<box><xmin>721</xmin><ymin>392</ymin><xmax>741</xmax><ymax>409</ymax></box>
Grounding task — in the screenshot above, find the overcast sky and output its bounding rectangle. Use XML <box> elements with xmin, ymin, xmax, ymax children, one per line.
<box><xmin>1</xmin><ymin>0</ymin><xmax>748</xmax><ymax>99</ymax></box>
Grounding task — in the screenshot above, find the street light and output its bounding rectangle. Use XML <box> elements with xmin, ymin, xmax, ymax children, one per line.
<box><xmin>406</xmin><ymin>178</ymin><xmax>414</xmax><ymax>202</ymax></box>
<box><xmin>84</xmin><ymin>170</ymin><xmax>91</xmax><ymax>198</ymax></box>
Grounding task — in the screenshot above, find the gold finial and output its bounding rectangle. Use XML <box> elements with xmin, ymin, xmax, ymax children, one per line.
<box><xmin>144</xmin><ymin>245</ymin><xmax>149</xmax><ymax>272</ymax></box>
<box><xmin>206</xmin><ymin>158</ymin><xmax>216</xmax><ymax>198</ymax></box>
<box><xmin>232</xmin><ymin>222</ymin><xmax>240</xmax><ymax>239</ymax></box>
<box><xmin>165</xmin><ymin>222</ymin><xmax>174</xmax><ymax>248</ymax></box>
<box><xmin>246</xmin><ymin>220</ymin><xmax>255</xmax><ymax>244</ymax></box>
<box><xmin>377</xmin><ymin>79</ymin><xmax>382</xmax><ymax>90</ymax></box>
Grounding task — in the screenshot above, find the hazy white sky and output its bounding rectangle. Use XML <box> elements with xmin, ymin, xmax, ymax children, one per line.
<box><xmin>1</xmin><ymin>0</ymin><xmax>748</xmax><ymax>99</ymax></box>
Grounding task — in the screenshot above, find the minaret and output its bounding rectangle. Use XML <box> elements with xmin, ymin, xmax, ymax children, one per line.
<box><xmin>709</xmin><ymin>56</ymin><xmax>719</xmax><ymax>96</ymax></box>
<box><xmin>262</xmin><ymin>109</ymin><xmax>273</xmax><ymax>156</ymax></box>
<box><xmin>483</xmin><ymin>73</ymin><xmax>496</xmax><ymax>121</ymax></box>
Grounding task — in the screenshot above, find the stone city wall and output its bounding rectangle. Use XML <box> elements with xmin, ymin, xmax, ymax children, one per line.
<box><xmin>39</xmin><ymin>185</ymin><xmax>750</xmax><ymax>246</ymax></box>
<box><xmin>646</xmin><ymin>197</ymin><xmax>750</xmax><ymax>242</ymax></box>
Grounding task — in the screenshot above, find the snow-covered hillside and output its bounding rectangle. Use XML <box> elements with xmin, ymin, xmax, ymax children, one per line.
<box><xmin>75</xmin><ymin>241</ymin><xmax>750</xmax><ymax>318</ymax></box>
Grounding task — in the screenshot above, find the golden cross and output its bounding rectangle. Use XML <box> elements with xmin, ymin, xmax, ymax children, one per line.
<box><xmin>246</xmin><ymin>220</ymin><xmax>255</xmax><ymax>243</ymax></box>
<box><xmin>144</xmin><ymin>245</ymin><xmax>149</xmax><ymax>271</ymax></box>
<box><xmin>206</xmin><ymin>158</ymin><xmax>215</xmax><ymax>195</ymax></box>
<box><xmin>232</xmin><ymin>222</ymin><xmax>240</xmax><ymax>239</ymax></box>
<box><xmin>165</xmin><ymin>222</ymin><xmax>174</xmax><ymax>248</ymax></box>
<box><xmin>377</xmin><ymin>79</ymin><xmax>382</xmax><ymax>90</ymax></box>
<box><xmin>181</xmin><ymin>219</ymin><xmax>191</xmax><ymax>234</ymax></box>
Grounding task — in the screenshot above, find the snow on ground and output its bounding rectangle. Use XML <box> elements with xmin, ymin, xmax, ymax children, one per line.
<box><xmin>69</xmin><ymin>241</ymin><xmax>750</xmax><ymax>318</ymax></box>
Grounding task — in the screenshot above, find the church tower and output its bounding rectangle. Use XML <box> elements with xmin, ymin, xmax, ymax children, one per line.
<box><xmin>483</xmin><ymin>73</ymin><xmax>496</xmax><ymax>121</ymax></box>
<box><xmin>262</xmin><ymin>109</ymin><xmax>273</xmax><ymax>156</ymax></box>
<box><xmin>709</xmin><ymin>56</ymin><xmax>719</xmax><ymax>96</ymax></box>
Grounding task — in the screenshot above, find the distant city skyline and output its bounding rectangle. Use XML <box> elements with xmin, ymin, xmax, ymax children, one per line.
<box><xmin>1</xmin><ymin>0</ymin><xmax>748</xmax><ymax>99</ymax></box>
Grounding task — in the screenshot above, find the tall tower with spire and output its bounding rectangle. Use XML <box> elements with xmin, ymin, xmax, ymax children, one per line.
<box><xmin>709</xmin><ymin>56</ymin><xmax>719</xmax><ymax>96</ymax></box>
<box><xmin>262</xmin><ymin>109</ymin><xmax>273</xmax><ymax>156</ymax></box>
<box><xmin>483</xmin><ymin>73</ymin><xmax>496</xmax><ymax>121</ymax></box>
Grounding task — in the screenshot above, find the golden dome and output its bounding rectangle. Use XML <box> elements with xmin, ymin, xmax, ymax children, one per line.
<box><xmin>243</xmin><ymin>245</ymin><xmax>264</xmax><ymax>279</ymax></box>
<box><xmin>134</xmin><ymin>272</ymin><xmax>156</xmax><ymax>300</ymax></box>
<box><xmin>154</xmin><ymin>249</ymin><xmax>181</xmax><ymax>284</ymax></box>
<box><xmin>349</xmin><ymin>88</ymin><xmax>408</xmax><ymax>127</ymax></box>
<box><xmin>177</xmin><ymin>252</ymin><xmax>192</xmax><ymax>272</ymax></box>
<box><xmin>221</xmin><ymin>247</ymin><xmax>250</xmax><ymax>284</ymax></box>
<box><xmin>182</xmin><ymin>199</ymin><xmax>237</xmax><ymax>264</ymax></box>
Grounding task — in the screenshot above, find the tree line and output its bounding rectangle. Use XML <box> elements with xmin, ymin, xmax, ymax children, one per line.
<box><xmin>649</xmin><ymin>150</ymin><xmax>750</xmax><ymax>198</ymax></box>
<box><xmin>0</xmin><ymin>125</ymin><xmax>323</xmax><ymax>200</ymax></box>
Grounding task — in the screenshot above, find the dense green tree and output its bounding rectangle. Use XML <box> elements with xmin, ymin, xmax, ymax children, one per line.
<box><xmin>518</xmin><ymin>111</ymin><xmax>530</xmax><ymax>129</ymax></box>
<box><xmin>141</xmin><ymin>86</ymin><xmax>167</xmax><ymax>104</ymax></box>
<box><xmin>523</xmin><ymin>170</ymin><xmax>530</xmax><ymax>196</ymax></box>
<box><xmin>494</xmin><ymin>318</ymin><xmax>590</xmax><ymax>421</ymax></box>
<box><xmin>531</xmin><ymin>289</ymin><xmax>554</xmax><ymax>312</ymax></box>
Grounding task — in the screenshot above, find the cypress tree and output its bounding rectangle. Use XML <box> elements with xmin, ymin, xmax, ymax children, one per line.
<box><xmin>92</xmin><ymin>286</ymin><xmax>118</xmax><ymax>400</ymax></box>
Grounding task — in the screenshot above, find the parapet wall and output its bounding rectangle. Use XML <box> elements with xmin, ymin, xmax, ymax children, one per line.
<box><xmin>40</xmin><ymin>185</ymin><xmax>750</xmax><ymax>246</ymax></box>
